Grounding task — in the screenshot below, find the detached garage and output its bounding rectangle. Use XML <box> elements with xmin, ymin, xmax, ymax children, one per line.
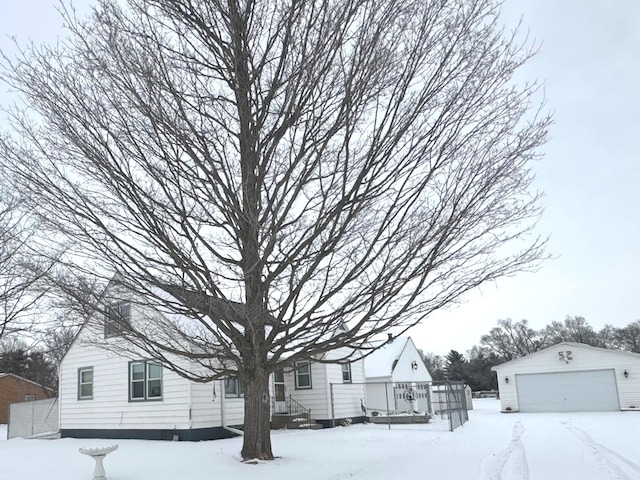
<box><xmin>492</xmin><ymin>342</ymin><xmax>640</xmax><ymax>413</ymax></box>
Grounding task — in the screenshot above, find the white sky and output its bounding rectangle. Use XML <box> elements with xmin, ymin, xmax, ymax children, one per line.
<box><xmin>1</xmin><ymin>1</ymin><xmax>638</xmax><ymax>356</ymax></box>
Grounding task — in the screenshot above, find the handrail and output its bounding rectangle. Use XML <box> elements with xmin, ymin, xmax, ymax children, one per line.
<box><xmin>272</xmin><ymin>395</ymin><xmax>311</xmax><ymax>422</ymax></box>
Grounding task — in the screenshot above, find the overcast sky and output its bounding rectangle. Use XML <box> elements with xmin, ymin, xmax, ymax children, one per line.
<box><xmin>1</xmin><ymin>1</ymin><xmax>638</xmax><ymax>356</ymax></box>
<box><xmin>416</xmin><ymin>0</ymin><xmax>640</xmax><ymax>355</ymax></box>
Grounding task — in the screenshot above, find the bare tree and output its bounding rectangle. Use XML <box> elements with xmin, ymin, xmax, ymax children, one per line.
<box><xmin>545</xmin><ymin>316</ymin><xmax>601</xmax><ymax>347</ymax></box>
<box><xmin>613</xmin><ymin>320</ymin><xmax>640</xmax><ymax>354</ymax></box>
<box><xmin>481</xmin><ymin>318</ymin><xmax>551</xmax><ymax>360</ymax></box>
<box><xmin>595</xmin><ymin>323</ymin><xmax>622</xmax><ymax>350</ymax></box>
<box><xmin>0</xmin><ymin>191</ymin><xmax>52</xmax><ymax>339</ymax></box>
<box><xmin>0</xmin><ymin>0</ymin><xmax>549</xmax><ymax>459</ymax></box>
<box><xmin>419</xmin><ymin>350</ymin><xmax>446</xmax><ymax>381</ymax></box>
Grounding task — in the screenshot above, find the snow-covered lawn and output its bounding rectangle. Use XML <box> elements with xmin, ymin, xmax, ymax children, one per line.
<box><xmin>2</xmin><ymin>400</ymin><xmax>640</xmax><ymax>480</ymax></box>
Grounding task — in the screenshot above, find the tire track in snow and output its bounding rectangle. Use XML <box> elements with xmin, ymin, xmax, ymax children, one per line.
<box><xmin>478</xmin><ymin>422</ymin><xmax>529</xmax><ymax>480</ymax></box>
<box><xmin>566</xmin><ymin>424</ymin><xmax>640</xmax><ymax>480</ymax></box>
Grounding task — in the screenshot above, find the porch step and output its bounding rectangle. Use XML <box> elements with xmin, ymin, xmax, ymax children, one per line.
<box><xmin>272</xmin><ymin>414</ymin><xmax>323</xmax><ymax>430</ymax></box>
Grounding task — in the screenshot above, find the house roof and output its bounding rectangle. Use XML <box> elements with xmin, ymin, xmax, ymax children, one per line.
<box><xmin>160</xmin><ymin>284</ymin><xmax>278</xmax><ymax>325</ymax></box>
<box><xmin>60</xmin><ymin>277</ymin><xmax>277</xmax><ymax>364</ymax></box>
<box><xmin>491</xmin><ymin>342</ymin><xmax>640</xmax><ymax>371</ymax></box>
<box><xmin>365</xmin><ymin>337</ymin><xmax>412</xmax><ymax>378</ymax></box>
<box><xmin>0</xmin><ymin>372</ymin><xmax>55</xmax><ymax>391</ymax></box>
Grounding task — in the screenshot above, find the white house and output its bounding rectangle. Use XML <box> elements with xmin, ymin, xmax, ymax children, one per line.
<box><xmin>58</xmin><ymin>287</ymin><xmax>366</xmax><ymax>440</ymax></box>
<box><xmin>275</xmin><ymin>341</ymin><xmax>366</xmax><ymax>428</ymax></box>
<box><xmin>492</xmin><ymin>342</ymin><xmax>640</xmax><ymax>413</ymax></box>
<box><xmin>364</xmin><ymin>336</ymin><xmax>432</xmax><ymax>413</ymax></box>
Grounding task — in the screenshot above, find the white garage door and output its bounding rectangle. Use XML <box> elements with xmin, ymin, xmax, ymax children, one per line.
<box><xmin>516</xmin><ymin>369</ymin><xmax>619</xmax><ymax>412</ymax></box>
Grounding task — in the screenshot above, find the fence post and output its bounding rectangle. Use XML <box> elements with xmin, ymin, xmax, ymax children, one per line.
<box><xmin>330</xmin><ymin>383</ymin><xmax>335</xmax><ymax>428</ymax></box>
<box><xmin>384</xmin><ymin>382</ymin><xmax>391</xmax><ymax>430</ymax></box>
<box><xmin>446</xmin><ymin>381</ymin><xmax>453</xmax><ymax>432</ymax></box>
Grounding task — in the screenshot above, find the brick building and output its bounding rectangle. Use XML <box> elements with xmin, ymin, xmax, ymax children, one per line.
<box><xmin>0</xmin><ymin>373</ymin><xmax>55</xmax><ymax>424</ymax></box>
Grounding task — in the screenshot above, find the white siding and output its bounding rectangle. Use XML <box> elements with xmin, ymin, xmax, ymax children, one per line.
<box><xmin>327</xmin><ymin>359</ymin><xmax>366</xmax><ymax>420</ymax></box>
<box><xmin>60</xmin><ymin>325</ymin><xmax>191</xmax><ymax>430</ymax></box>
<box><xmin>189</xmin><ymin>381</ymin><xmax>220</xmax><ymax>429</ymax></box>
<box><xmin>281</xmin><ymin>348</ymin><xmax>366</xmax><ymax>421</ymax></box>
<box><xmin>284</xmin><ymin>360</ymin><xmax>331</xmax><ymax>419</ymax></box>
<box><xmin>494</xmin><ymin>343</ymin><xmax>640</xmax><ymax>412</ymax></box>
<box><xmin>392</xmin><ymin>338</ymin><xmax>433</xmax><ymax>383</ymax></box>
<box><xmin>220</xmin><ymin>391</ymin><xmax>246</xmax><ymax>426</ymax></box>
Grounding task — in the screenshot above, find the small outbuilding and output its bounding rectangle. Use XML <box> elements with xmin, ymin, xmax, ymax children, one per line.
<box><xmin>492</xmin><ymin>342</ymin><xmax>640</xmax><ymax>413</ymax></box>
<box><xmin>364</xmin><ymin>336</ymin><xmax>432</xmax><ymax>413</ymax></box>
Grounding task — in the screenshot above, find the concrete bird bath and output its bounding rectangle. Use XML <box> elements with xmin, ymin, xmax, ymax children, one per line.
<box><xmin>79</xmin><ymin>445</ymin><xmax>118</xmax><ymax>480</ymax></box>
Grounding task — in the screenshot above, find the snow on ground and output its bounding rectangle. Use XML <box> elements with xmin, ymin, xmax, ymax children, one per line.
<box><xmin>1</xmin><ymin>400</ymin><xmax>640</xmax><ymax>480</ymax></box>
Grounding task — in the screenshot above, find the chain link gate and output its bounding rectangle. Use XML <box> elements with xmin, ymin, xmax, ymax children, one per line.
<box><xmin>8</xmin><ymin>397</ymin><xmax>59</xmax><ymax>439</ymax></box>
<box><xmin>331</xmin><ymin>380</ymin><xmax>468</xmax><ymax>432</ymax></box>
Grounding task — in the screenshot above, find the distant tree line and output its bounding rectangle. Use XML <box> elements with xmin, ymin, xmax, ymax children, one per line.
<box><xmin>420</xmin><ymin>316</ymin><xmax>640</xmax><ymax>391</ymax></box>
<box><xmin>0</xmin><ymin>323</ymin><xmax>80</xmax><ymax>391</ymax></box>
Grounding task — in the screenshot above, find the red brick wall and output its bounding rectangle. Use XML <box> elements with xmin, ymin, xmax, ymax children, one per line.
<box><xmin>0</xmin><ymin>376</ymin><xmax>54</xmax><ymax>424</ymax></box>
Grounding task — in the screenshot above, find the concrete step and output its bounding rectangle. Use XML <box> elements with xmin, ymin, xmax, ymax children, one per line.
<box><xmin>271</xmin><ymin>414</ymin><xmax>322</xmax><ymax>430</ymax></box>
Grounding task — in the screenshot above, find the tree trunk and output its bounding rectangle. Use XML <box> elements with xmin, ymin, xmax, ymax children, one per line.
<box><xmin>241</xmin><ymin>368</ymin><xmax>273</xmax><ymax>460</ymax></box>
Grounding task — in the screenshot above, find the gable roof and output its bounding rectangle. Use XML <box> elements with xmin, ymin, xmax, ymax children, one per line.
<box><xmin>491</xmin><ymin>342</ymin><xmax>640</xmax><ymax>371</ymax></box>
<box><xmin>365</xmin><ymin>337</ymin><xmax>413</xmax><ymax>378</ymax></box>
<box><xmin>60</xmin><ymin>277</ymin><xmax>278</xmax><ymax>364</ymax></box>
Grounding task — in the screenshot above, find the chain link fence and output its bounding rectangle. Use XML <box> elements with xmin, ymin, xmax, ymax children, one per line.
<box><xmin>332</xmin><ymin>380</ymin><xmax>468</xmax><ymax>432</ymax></box>
<box><xmin>8</xmin><ymin>397</ymin><xmax>59</xmax><ymax>439</ymax></box>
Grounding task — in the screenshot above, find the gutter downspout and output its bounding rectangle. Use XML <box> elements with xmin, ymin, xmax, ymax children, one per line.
<box><xmin>220</xmin><ymin>380</ymin><xmax>244</xmax><ymax>436</ymax></box>
<box><xmin>188</xmin><ymin>378</ymin><xmax>193</xmax><ymax>430</ymax></box>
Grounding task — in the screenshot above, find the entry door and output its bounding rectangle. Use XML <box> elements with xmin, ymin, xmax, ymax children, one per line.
<box><xmin>273</xmin><ymin>371</ymin><xmax>287</xmax><ymax>413</ymax></box>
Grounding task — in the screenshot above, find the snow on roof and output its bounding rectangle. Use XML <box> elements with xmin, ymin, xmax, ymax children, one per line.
<box><xmin>365</xmin><ymin>337</ymin><xmax>410</xmax><ymax>378</ymax></box>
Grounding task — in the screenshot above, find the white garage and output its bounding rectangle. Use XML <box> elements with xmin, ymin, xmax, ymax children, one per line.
<box><xmin>492</xmin><ymin>342</ymin><xmax>640</xmax><ymax>413</ymax></box>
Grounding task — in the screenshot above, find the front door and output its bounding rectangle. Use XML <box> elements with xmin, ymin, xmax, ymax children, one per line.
<box><xmin>273</xmin><ymin>370</ymin><xmax>287</xmax><ymax>413</ymax></box>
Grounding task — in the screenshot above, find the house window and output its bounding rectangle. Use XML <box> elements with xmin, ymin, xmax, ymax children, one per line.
<box><xmin>295</xmin><ymin>360</ymin><xmax>312</xmax><ymax>389</ymax></box>
<box><xmin>78</xmin><ymin>367</ymin><xmax>93</xmax><ymax>400</ymax></box>
<box><xmin>24</xmin><ymin>394</ymin><xmax>36</xmax><ymax>401</ymax></box>
<box><xmin>105</xmin><ymin>303</ymin><xmax>131</xmax><ymax>338</ymax></box>
<box><xmin>129</xmin><ymin>361</ymin><xmax>162</xmax><ymax>401</ymax></box>
<box><xmin>224</xmin><ymin>378</ymin><xmax>244</xmax><ymax>398</ymax></box>
<box><xmin>342</xmin><ymin>363</ymin><xmax>352</xmax><ymax>383</ymax></box>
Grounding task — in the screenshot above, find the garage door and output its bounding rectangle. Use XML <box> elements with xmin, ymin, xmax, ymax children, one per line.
<box><xmin>516</xmin><ymin>369</ymin><xmax>619</xmax><ymax>412</ymax></box>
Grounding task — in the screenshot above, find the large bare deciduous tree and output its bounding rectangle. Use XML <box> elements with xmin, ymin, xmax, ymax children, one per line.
<box><xmin>0</xmin><ymin>0</ymin><xmax>550</xmax><ymax>459</ymax></box>
<box><xmin>0</xmin><ymin>191</ymin><xmax>52</xmax><ymax>340</ymax></box>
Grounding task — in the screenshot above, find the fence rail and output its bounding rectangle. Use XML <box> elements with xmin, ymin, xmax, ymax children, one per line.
<box><xmin>8</xmin><ymin>397</ymin><xmax>59</xmax><ymax>439</ymax></box>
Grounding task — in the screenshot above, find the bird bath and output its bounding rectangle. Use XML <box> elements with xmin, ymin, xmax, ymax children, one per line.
<box><xmin>79</xmin><ymin>445</ymin><xmax>118</xmax><ymax>480</ymax></box>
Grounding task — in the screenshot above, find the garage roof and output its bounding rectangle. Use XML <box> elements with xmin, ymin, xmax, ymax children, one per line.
<box><xmin>491</xmin><ymin>342</ymin><xmax>640</xmax><ymax>371</ymax></box>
